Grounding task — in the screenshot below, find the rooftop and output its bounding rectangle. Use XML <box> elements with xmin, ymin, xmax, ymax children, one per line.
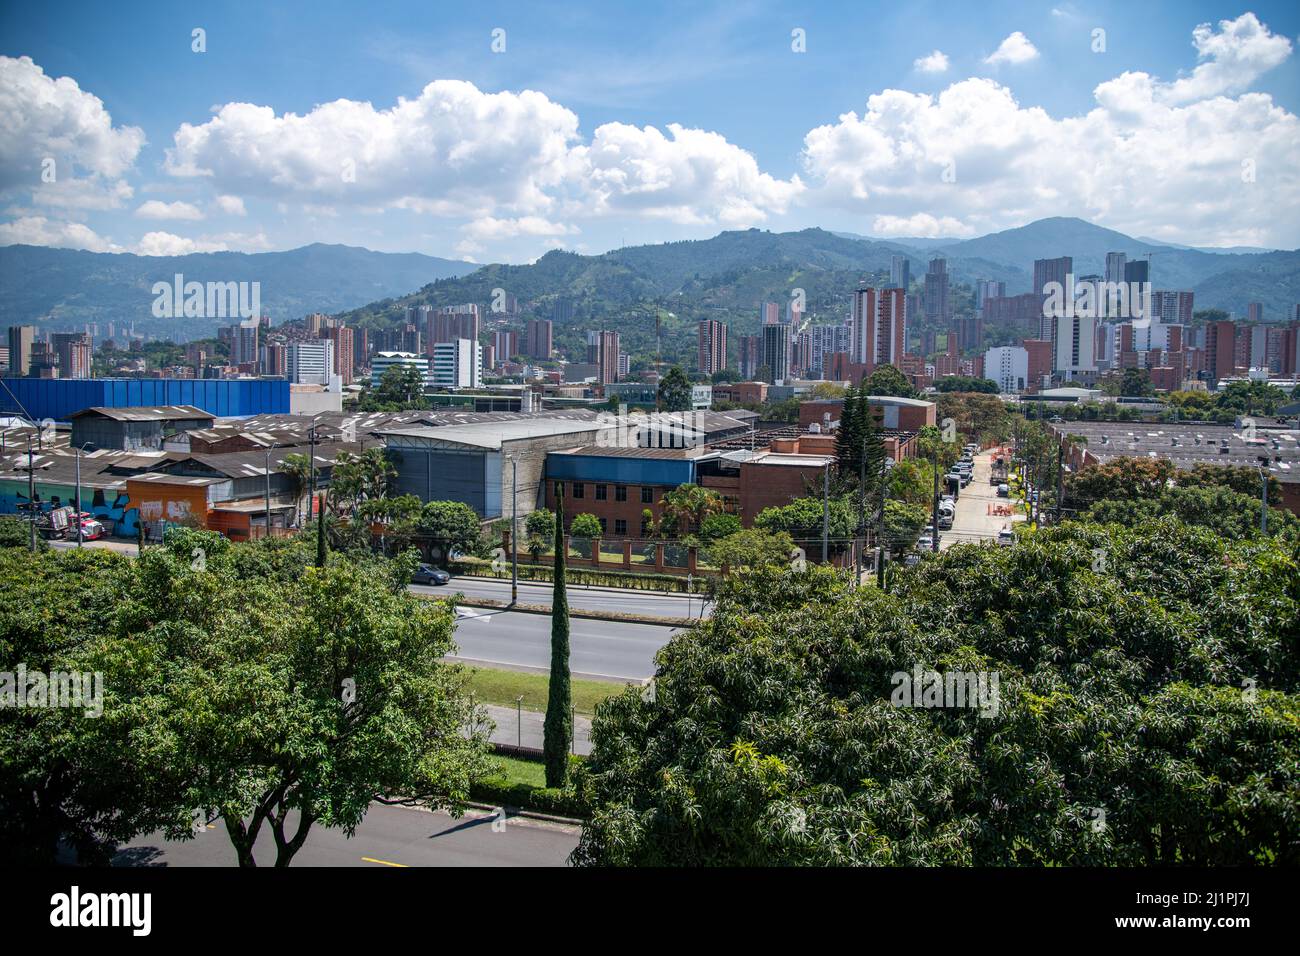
<box><xmin>71</xmin><ymin>405</ymin><xmax>213</xmax><ymax>422</ymax></box>
<box><xmin>1051</xmin><ymin>421</ymin><xmax>1300</xmax><ymax>479</ymax></box>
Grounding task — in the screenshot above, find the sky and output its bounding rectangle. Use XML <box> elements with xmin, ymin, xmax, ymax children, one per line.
<box><xmin>2</xmin><ymin>0</ymin><xmax>1298</xmax><ymax>263</ymax></box>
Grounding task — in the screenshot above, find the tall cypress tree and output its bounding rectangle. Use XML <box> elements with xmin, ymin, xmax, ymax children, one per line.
<box><xmin>543</xmin><ymin>481</ymin><xmax>572</xmax><ymax>789</ymax></box>
<box><xmin>835</xmin><ymin>384</ymin><xmax>860</xmax><ymax>479</ymax></box>
<box><xmin>315</xmin><ymin>492</ymin><xmax>328</xmax><ymax>568</ymax></box>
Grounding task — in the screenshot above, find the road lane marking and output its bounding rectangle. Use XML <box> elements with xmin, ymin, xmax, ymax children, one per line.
<box><xmin>361</xmin><ymin>856</ymin><xmax>409</xmax><ymax>867</ymax></box>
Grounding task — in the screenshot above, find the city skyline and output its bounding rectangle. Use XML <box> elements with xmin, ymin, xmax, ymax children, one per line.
<box><xmin>1</xmin><ymin>2</ymin><xmax>1298</xmax><ymax>265</ymax></box>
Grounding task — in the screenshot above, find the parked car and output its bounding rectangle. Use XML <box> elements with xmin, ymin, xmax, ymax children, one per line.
<box><xmin>916</xmin><ymin>533</ymin><xmax>935</xmax><ymax>551</ymax></box>
<box><xmin>412</xmin><ymin>563</ymin><xmax>451</xmax><ymax>585</ymax></box>
<box><xmin>997</xmin><ymin>526</ymin><xmax>1015</xmax><ymax>547</ymax></box>
<box><xmin>997</xmin><ymin>483</ymin><xmax>1009</xmax><ymax>497</ymax></box>
<box><xmin>938</xmin><ymin>512</ymin><xmax>954</xmax><ymax>530</ymax></box>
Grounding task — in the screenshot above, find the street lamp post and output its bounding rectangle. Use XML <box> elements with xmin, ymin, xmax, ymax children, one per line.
<box><xmin>265</xmin><ymin>448</ymin><xmax>272</xmax><ymax>540</ymax></box>
<box><xmin>1258</xmin><ymin>456</ymin><xmax>1271</xmax><ymax>535</ymax></box>
<box><xmin>74</xmin><ymin>443</ymin><xmax>93</xmax><ymax>547</ymax></box>
<box><xmin>511</xmin><ymin>457</ymin><xmax>518</xmax><ymax>605</ymax></box>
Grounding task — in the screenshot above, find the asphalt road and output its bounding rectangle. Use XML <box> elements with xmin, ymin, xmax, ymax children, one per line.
<box><xmin>942</xmin><ymin>451</ymin><xmax>1022</xmax><ymax>549</ymax></box>
<box><xmin>419</xmin><ymin>574</ymin><xmax>709</xmax><ymax>619</ymax></box>
<box><xmin>49</xmin><ymin>539</ymin><xmax>710</xmax><ymax>620</ymax></box>
<box><xmin>113</xmin><ymin>804</ymin><xmax>578</xmax><ymax>867</ymax></box>
<box><xmin>450</xmin><ymin>607</ymin><xmax>676</xmax><ymax>681</ymax></box>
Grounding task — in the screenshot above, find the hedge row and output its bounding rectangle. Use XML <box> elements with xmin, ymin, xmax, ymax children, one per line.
<box><xmin>450</xmin><ymin>556</ymin><xmax>709</xmax><ymax>593</ymax></box>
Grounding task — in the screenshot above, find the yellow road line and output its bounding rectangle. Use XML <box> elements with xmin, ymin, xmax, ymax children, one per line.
<box><xmin>361</xmin><ymin>856</ymin><xmax>409</xmax><ymax>868</ymax></box>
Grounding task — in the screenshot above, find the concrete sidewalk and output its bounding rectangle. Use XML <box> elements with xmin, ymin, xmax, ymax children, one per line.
<box><xmin>483</xmin><ymin>703</ymin><xmax>593</xmax><ymax>756</ymax></box>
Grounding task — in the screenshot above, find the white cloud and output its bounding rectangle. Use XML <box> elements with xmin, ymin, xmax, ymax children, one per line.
<box><xmin>801</xmin><ymin>37</ymin><xmax>1300</xmax><ymax>248</ymax></box>
<box><xmin>1159</xmin><ymin>12</ymin><xmax>1292</xmax><ymax>104</ymax></box>
<box><xmin>984</xmin><ymin>32</ymin><xmax>1040</xmax><ymax>66</ymax></box>
<box><xmin>0</xmin><ymin>216</ymin><xmax>117</xmax><ymax>252</ymax></box>
<box><xmin>163</xmin><ymin>80</ymin><xmax>801</xmax><ymax>232</ymax></box>
<box><xmin>872</xmin><ymin>213</ymin><xmax>974</xmax><ymax>238</ymax></box>
<box><xmin>213</xmin><ymin>194</ymin><xmax>247</xmax><ymax>216</ymax></box>
<box><xmin>134</xmin><ymin>231</ymin><xmax>230</xmax><ymax>256</ymax></box>
<box><xmin>0</xmin><ymin>56</ymin><xmax>144</xmax><ymax>207</ymax></box>
<box><xmin>580</xmin><ymin>122</ymin><xmax>803</xmax><ymax>226</ymax></box>
<box><xmin>463</xmin><ymin>216</ymin><xmax>577</xmax><ymax>241</ymax></box>
<box><xmin>136</xmin><ymin>200</ymin><xmax>204</xmax><ymax>221</ymax></box>
<box><xmin>913</xmin><ymin>51</ymin><xmax>950</xmax><ymax>74</ymax></box>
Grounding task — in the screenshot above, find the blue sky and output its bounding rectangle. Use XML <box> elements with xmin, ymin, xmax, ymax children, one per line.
<box><xmin>2</xmin><ymin>0</ymin><xmax>1298</xmax><ymax>261</ymax></box>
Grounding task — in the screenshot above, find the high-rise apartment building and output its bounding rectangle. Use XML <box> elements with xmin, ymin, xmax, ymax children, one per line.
<box><xmin>738</xmin><ymin>334</ymin><xmax>762</xmax><ymax>379</ymax></box>
<box><xmin>525</xmin><ymin>319</ymin><xmax>553</xmax><ymax>360</ymax></box>
<box><xmin>1204</xmin><ymin>320</ymin><xmax>1236</xmax><ymax>385</ymax></box>
<box><xmin>851</xmin><ymin>287</ymin><xmax>907</xmax><ymax>372</ymax></box>
<box><xmin>1033</xmin><ymin>256</ymin><xmax>1072</xmax><ymax>342</ymax></box>
<box><xmin>890</xmin><ymin>256</ymin><xmax>911</xmax><ymax>292</ymax></box>
<box><xmin>761</xmin><ymin>322</ymin><xmax>791</xmax><ymax>384</ymax></box>
<box><xmin>322</xmin><ymin>325</ymin><xmax>355</xmax><ymax>385</ymax></box>
<box><xmin>923</xmin><ymin>258</ymin><xmax>950</xmax><ymax>326</ymax></box>
<box><xmin>697</xmin><ymin>319</ymin><xmax>728</xmax><ymax>375</ymax></box>
<box><xmin>52</xmin><ymin>332</ymin><xmax>92</xmax><ymax>379</ymax></box>
<box><xmin>595</xmin><ymin>330</ymin><xmax>620</xmax><ymax>384</ymax></box>
<box><xmin>7</xmin><ymin>325</ymin><xmax>35</xmax><ymax>377</ymax></box>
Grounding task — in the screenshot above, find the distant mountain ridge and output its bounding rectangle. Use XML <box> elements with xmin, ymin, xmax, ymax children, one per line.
<box><xmin>3</xmin><ymin>218</ymin><xmax>1297</xmax><ymax>349</ymax></box>
<box><xmin>0</xmin><ymin>242</ymin><xmax>475</xmax><ymax>339</ymax></box>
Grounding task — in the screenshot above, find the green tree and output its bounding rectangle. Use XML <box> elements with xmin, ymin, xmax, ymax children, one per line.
<box><xmin>699</xmin><ymin>512</ymin><xmax>742</xmax><ymax>544</ymax></box>
<box><xmin>277</xmin><ymin>453</ymin><xmax>312</xmax><ymax>526</ymax></box>
<box><xmin>574</xmin><ymin>521</ymin><xmax>1300</xmax><ymax>866</ymax></box>
<box><xmin>659</xmin><ymin>484</ymin><xmax>724</xmax><ymax>536</ymax></box>
<box><xmin>360</xmin><ymin>364</ymin><xmax>430</xmax><ymax>411</ymax></box>
<box><xmin>706</xmin><ymin>528</ymin><xmax>797</xmax><ymax>571</ymax></box>
<box><xmin>544</xmin><ymin>484</ymin><xmax>572</xmax><ymax>789</ymax></box>
<box><xmin>418</xmin><ymin>500</ymin><xmax>481</xmax><ymax>559</ymax></box>
<box><xmin>569</xmin><ymin>512</ymin><xmax>603</xmax><ymax>557</ymax></box>
<box><xmin>932</xmin><ymin>376</ymin><xmax>998</xmax><ymax>394</ymax></box>
<box><xmin>658</xmin><ymin>365</ymin><xmax>694</xmax><ymax>412</ymax></box>
<box><xmin>524</xmin><ymin>508</ymin><xmax>554</xmax><ymax>561</ymax></box>
<box><xmin>863</xmin><ymin>363</ymin><xmax>917</xmax><ymax>398</ymax></box>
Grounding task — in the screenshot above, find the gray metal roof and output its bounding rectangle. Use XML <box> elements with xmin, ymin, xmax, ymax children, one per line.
<box><xmin>71</xmin><ymin>405</ymin><xmax>214</xmax><ymax>423</ymax></box>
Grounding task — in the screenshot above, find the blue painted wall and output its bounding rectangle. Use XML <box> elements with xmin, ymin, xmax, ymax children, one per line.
<box><xmin>546</xmin><ymin>453</ymin><xmax>696</xmax><ymax>487</ymax></box>
<box><xmin>0</xmin><ymin>378</ymin><xmax>290</xmax><ymax>422</ymax></box>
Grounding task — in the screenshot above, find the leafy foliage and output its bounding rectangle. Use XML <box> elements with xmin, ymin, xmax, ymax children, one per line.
<box><xmin>575</xmin><ymin>521</ymin><xmax>1300</xmax><ymax>866</ymax></box>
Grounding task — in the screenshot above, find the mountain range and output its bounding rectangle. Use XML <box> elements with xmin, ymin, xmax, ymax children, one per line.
<box><xmin>3</xmin><ymin>219</ymin><xmax>1298</xmax><ymax>355</ymax></box>
<box><xmin>0</xmin><ymin>243</ymin><xmax>475</xmax><ymax>340</ymax></box>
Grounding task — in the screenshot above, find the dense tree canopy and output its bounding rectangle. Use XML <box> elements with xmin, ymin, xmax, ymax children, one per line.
<box><xmin>575</xmin><ymin>520</ymin><xmax>1300</xmax><ymax>866</ymax></box>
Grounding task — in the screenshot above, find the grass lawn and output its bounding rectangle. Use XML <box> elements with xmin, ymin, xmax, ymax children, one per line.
<box><xmin>464</xmin><ymin>665</ymin><xmax>633</xmax><ymax>715</ymax></box>
<box><xmin>489</xmin><ymin>754</ymin><xmax>548</xmax><ymax>788</ymax></box>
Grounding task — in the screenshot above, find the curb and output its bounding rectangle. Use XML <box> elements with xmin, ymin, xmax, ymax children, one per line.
<box><xmin>420</xmin><ymin>591</ymin><xmax>696</xmax><ymax>628</ymax></box>
<box><xmin>463</xmin><ymin>800</ymin><xmax>586</xmax><ymax>827</ymax></box>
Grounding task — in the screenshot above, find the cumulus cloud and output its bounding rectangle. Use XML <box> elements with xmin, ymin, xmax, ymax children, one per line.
<box><xmin>802</xmin><ymin>53</ymin><xmax>1299</xmax><ymax>247</ymax></box>
<box><xmin>213</xmin><ymin>194</ymin><xmax>247</xmax><ymax>216</ymax></box>
<box><xmin>580</xmin><ymin>123</ymin><xmax>803</xmax><ymax>225</ymax></box>
<box><xmin>1159</xmin><ymin>12</ymin><xmax>1292</xmax><ymax>104</ymax></box>
<box><xmin>872</xmin><ymin>213</ymin><xmax>974</xmax><ymax>237</ymax></box>
<box><xmin>0</xmin><ymin>216</ymin><xmax>117</xmax><ymax>252</ymax></box>
<box><xmin>913</xmin><ymin>51</ymin><xmax>950</xmax><ymax>73</ymax></box>
<box><xmin>136</xmin><ymin>199</ymin><xmax>204</xmax><ymax>221</ymax></box>
<box><xmin>163</xmin><ymin>80</ymin><xmax>801</xmax><ymax>232</ymax></box>
<box><xmin>0</xmin><ymin>56</ymin><xmax>144</xmax><ymax>206</ymax></box>
<box><xmin>134</xmin><ymin>231</ymin><xmax>231</xmax><ymax>256</ymax></box>
<box><xmin>984</xmin><ymin>32</ymin><xmax>1039</xmax><ymax>66</ymax></box>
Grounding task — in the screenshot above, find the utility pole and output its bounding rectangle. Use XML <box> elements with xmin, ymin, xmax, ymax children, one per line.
<box><xmin>930</xmin><ymin>446</ymin><xmax>940</xmax><ymax>553</ymax></box>
<box><xmin>1054</xmin><ymin>442</ymin><xmax>1064</xmax><ymax>523</ymax></box>
<box><xmin>265</xmin><ymin>448</ymin><xmax>272</xmax><ymax>539</ymax></box>
<box><xmin>27</xmin><ymin>440</ymin><xmax>36</xmax><ymax>552</ymax></box>
<box><xmin>308</xmin><ymin>424</ymin><xmax>318</xmax><ymax>512</ymax></box>
<box><xmin>876</xmin><ymin>454</ymin><xmax>887</xmax><ymax>589</ymax></box>
<box><xmin>75</xmin><ymin>444</ymin><xmax>85</xmax><ymax>547</ymax></box>
<box><xmin>821</xmin><ymin>464</ymin><xmax>830</xmax><ymax>564</ymax></box>
<box><xmin>1259</xmin><ymin>458</ymin><xmax>1270</xmax><ymax>535</ymax></box>
<box><xmin>511</xmin><ymin>456</ymin><xmax>519</xmax><ymax>604</ymax></box>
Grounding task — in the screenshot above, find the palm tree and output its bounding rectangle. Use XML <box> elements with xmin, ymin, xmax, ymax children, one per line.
<box><xmin>659</xmin><ymin>483</ymin><xmax>723</xmax><ymax>537</ymax></box>
<box><xmin>278</xmin><ymin>453</ymin><xmax>312</xmax><ymax>527</ymax></box>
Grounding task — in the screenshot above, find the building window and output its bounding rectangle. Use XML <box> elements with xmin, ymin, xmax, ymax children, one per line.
<box><xmin>615</xmin><ymin>519</ymin><xmax>627</xmax><ymax>536</ymax></box>
<box><xmin>595</xmin><ymin>484</ymin><xmax>608</xmax><ymax>501</ymax></box>
<box><xmin>598</xmin><ymin>517</ymin><xmax>607</xmax><ymax>533</ymax></box>
<box><xmin>615</xmin><ymin>485</ymin><xmax>627</xmax><ymax>502</ymax></box>
<box><xmin>641</xmin><ymin>486</ymin><xmax>654</xmax><ymax>504</ymax></box>
<box><xmin>572</xmin><ymin>482</ymin><xmax>584</xmax><ymax>499</ymax></box>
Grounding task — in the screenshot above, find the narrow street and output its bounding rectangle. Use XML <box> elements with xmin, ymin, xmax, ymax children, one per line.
<box><xmin>942</xmin><ymin>450</ymin><xmax>1023</xmax><ymax>549</ymax></box>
